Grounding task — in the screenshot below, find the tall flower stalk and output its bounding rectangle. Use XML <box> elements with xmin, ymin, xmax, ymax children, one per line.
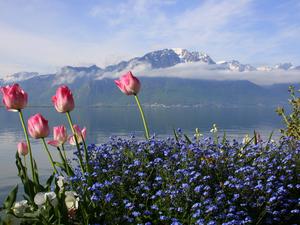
<box><xmin>42</xmin><ymin>138</ymin><xmax>58</xmax><ymax>174</ymax></box>
<box><xmin>47</xmin><ymin>125</ymin><xmax>71</xmax><ymax>177</ymax></box>
<box><xmin>18</xmin><ymin>109</ymin><xmax>36</xmax><ymax>184</ymax></box>
<box><xmin>115</xmin><ymin>71</ymin><xmax>149</xmax><ymax>140</ymax></box>
<box><xmin>134</xmin><ymin>94</ymin><xmax>149</xmax><ymax>140</ymax></box>
<box><xmin>66</xmin><ymin>112</ymin><xmax>86</xmax><ymax>177</ymax></box>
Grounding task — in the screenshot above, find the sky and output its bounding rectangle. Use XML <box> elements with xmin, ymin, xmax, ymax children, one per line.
<box><xmin>0</xmin><ymin>0</ymin><xmax>300</xmax><ymax>83</ymax></box>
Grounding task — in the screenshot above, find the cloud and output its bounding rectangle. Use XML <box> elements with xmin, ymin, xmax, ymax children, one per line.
<box><xmin>97</xmin><ymin>60</ymin><xmax>300</xmax><ymax>86</ymax></box>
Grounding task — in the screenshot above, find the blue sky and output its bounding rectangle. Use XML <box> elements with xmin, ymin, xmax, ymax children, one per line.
<box><xmin>0</xmin><ymin>0</ymin><xmax>300</xmax><ymax>79</ymax></box>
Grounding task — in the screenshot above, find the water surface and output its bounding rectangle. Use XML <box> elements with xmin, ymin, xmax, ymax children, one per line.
<box><xmin>0</xmin><ymin>106</ymin><xmax>286</xmax><ymax>203</ymax></box>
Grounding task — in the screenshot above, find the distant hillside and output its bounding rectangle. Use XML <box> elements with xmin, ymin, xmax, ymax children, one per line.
<box><xmin>15</xmin><ymin>76</ymin><xmax>292</xmax><ymax>107</ymax></box>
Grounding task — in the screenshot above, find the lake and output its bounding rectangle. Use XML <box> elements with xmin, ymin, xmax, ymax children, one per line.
<box><xmin>0</xmin><ymin>106</ymin><xmax>287</xmax><ymax>203</ymax></box>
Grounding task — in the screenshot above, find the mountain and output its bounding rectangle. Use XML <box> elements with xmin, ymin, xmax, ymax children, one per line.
<box><xmin>3</xmin><ymin>75</ymin><xmax>293</xmax><ymax>107</ymax></box>
<box><xmin>0</xmin><ymin>48</ymin><xmax>299</xmax><ymax>107</ymax></box>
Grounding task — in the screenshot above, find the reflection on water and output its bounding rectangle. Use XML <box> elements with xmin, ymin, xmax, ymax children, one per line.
<box><xmin>0</xmin><ymin>106</ymin><xmax>286</xmax><ymax>203</ymax></box>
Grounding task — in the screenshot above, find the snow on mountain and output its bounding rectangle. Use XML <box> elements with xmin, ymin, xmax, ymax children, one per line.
<box><xmin>213</xmin><ymin>60</ymin><xmax>256</xmax><ymax>72</ymax></box>
<box><xmin>257</xmin><ymin>66</ymin><xmax>272</xmax><ymax>71</ymax></box>
<box><xmin>274</xmin><ymin>63</ymin><xmax>293</xmax><ymax>70</ymax></box>
<box><xmin>216</xmin><ymin>61</ymin><xmax>227</xmax><ymax>65</ymax></box>
<box><xmin>171</xmin><ymin>48</ymin><xmax>215</xmax><ymax>64</ymax></box>
<box><xmin>289</xmin><ymin>66</ymin><xmax>300</xmax><ymax>70</ymax></box>
<box><xmin>227</xmin><ymin>60</ymin><xmax>257</xmax><ymax>72</ymax></box>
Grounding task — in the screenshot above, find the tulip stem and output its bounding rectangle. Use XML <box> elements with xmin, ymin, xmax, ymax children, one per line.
<box><xmin>81</xmin><ymin>138</ymin><xmax>92</xmax><ymax>186</ymax></box>
<box><xmin>42</xmin><ymin>138</ymin><xmax>58</xmax><ymax>174</ymax></box>
<box><xmin>134</xmin><ymin>94</ymin><xmax>149</xmax><ymax>140</ymax></box>
<box><xmin>23</xmin><ymin>155</ymin><xmax>28</xmax><ymax>180</ymax></box>
<box><xmin>18</xmin><ymin>110</ymin><xmax>36</xmax><ymax>184</ymax></box>
<box><xmin>22</xmin><ymin>154</ymin><xmax>33</xmax><ymax>200</ymax></box>
<box><xmin>62</xmin><ymin>144</ymin><xmax>71</xmax><ymax>178</ymax></box>
<box><xmin>66</xmin><ymin>111</ymin><xmax>85</xmax><ymax>176</ymax></box>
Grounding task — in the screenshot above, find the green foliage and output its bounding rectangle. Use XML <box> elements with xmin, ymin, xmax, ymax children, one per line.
<box><xmin>4</xmin><ymin>185</ymin><xmax>18</xmax><ymax>209</ymax></box>
<box><xmin>276</xmin><ymin>85</ymin><xmax>300</xmax><ymax>139</ymax></box>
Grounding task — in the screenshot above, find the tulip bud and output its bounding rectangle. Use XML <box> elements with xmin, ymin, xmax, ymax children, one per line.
<box><xmin>1</xmin><ymin>83</ymin><xmax>28</xmax><ymax>111</ymax></box>
<box><xmin>28</xmin><ymin>114</ymin><xmax>50</xmax><ymax>139</ymax></box>
<box><xmin>47</xmin><ymin>125</ymin><xmax>68</xmax><ymax>147</ymax></box>
<box><xmin>52</xmin><ymin>86</ymin><xmax>75</xmax><ymax>113</ymax></box>
<box><xmin>114</xmin><ymin>71</ymin><xmax>141</xmax><ymax>95</ymax></box>
<box><xmin>18</xmin><ymin>142</ymin><xmax>28</xmax><ymax>156</ymax></box>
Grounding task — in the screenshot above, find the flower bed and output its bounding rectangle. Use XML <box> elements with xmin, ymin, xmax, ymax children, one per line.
<box><xmin>66</xmin><ymin>131</ymin><xmax>300</xmax><ymax>224</ymax></box>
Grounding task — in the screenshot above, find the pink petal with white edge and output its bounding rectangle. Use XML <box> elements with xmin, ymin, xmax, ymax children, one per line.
<box><xmin>68</xmin><ymin>135</ymin><xmax>76</xmax><ymax>145</ymax></box>
<box><xmin>47</xmin><ymin>140</ymin><xmax>61</xmax><ymax>147</ymax></box>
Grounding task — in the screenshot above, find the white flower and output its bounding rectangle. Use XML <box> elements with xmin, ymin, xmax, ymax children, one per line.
<box><xmin>12</xmin><ymin>200</ymin><xmax>28</xmax><ymax>217</ymax></box>
<box><xmin>65</xmin><ymin>191</ymin><xmax>79</xmax><ymax>211</ymax></box>
<box><xmin>242</xmin><ymin>134</ymin><xmax>251</xmax><ymax>144</ymax></box>
<box><xmin>34</xmin><ymin>191</ymin><xmax>58</xmax><ymax>209</ymax></box>
<box><xmin>0</xmin><ymin>210</ymin><xmax>20</xmax><ymax>225</ymax></box>
<box><xmin>210</xmin><ymin>128</ymin><xmax>217</xmax><ymax>133</ymax></box>
<box><xmin>57</xmin><ymin>176</ymin><xmax>68</xmax><ymax>191</ymax></box>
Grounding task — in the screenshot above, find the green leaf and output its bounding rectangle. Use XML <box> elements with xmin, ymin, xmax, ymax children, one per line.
<box><xmin>33</xmin><ymin>158</ymin><xmax>46</xmax><ymax>193</ymax></box>
<box><xmin>222</xmin><ymin>132</ymin><xmax>226</xmax><ymax>145</ymax></box>
<box><xmin>243</xmin><ymin>136</ymin><xmax>255</xmax><ymax>152</ymax></box>
<box><xmin>253</xmin><ymin>130</ymin><xmax>257</xmax><ymax>145</ymax></box>
<box><xmin>15</xmin><ymin>152</ymin><xmax>27</xmax><ymax>182</ymax></box>
<box><xmin>15</xmin><ymin>152</ymin><xmax>36</xmax><ymax>201</ymax></box>
<box><xmin>172</xmin><ymin>125</ymin><xmax>179</xmax><ymax>142</ymax></box>
<box><xmin>45</xmin><ymin>173</ymin><xmax>55</xmax><ymax>190</ymax></box>
<box><xmin>183</xmin><ymin>134</ymin><xmax>191</xmax><ymax>145</ymax></box>
<box><xmin>268</xmin><ymin>130</ymin><xmax>274</xmax><ymax>142</ymax></box>
<box><xmin>54</xmin><ymin>161</ymin><xmax>64</xmax><ymax>168</ymax></box>
<box><xmin>4</xmin><ymin>185</ymin><xmax>18</xmax><ymax>209</ymax></box>
<box><xmin>33</xmin><ymin>158</ymin><xmax>40</xmax><ymax>185</ymax></box>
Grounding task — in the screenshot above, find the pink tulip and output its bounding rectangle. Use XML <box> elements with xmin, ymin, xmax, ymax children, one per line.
<box><xmin>18</xmin><ymin>142</ymin><xmax>28</xmax><ymax>156</ymax></box>
<box><xmin>47</xmin><ymin>125</ymin><xmax>68</xmax><ymax>147</ymax></box>
<box><xmin>1</xmin><ymin>83</ymin><xmax>28</xmax><ymax>111</ymax></box>
<box><xmin>68</xmin><ymin>125</ymin><xmax>86</xmax><ymax>145</ymax></box>
<box><xmin>28</xmin><ymin>114</ymin><xmax>50</xmax><ymax>139</ymax></box>
<box><xmin>52</xmin><ymin>86</ymin><xmax>75</xmax><ymax>113</ymax></box>
<box><xmin>114</xmin><ymin>71</ymin><xmax>141</xmax><ymax>95</ymax></box>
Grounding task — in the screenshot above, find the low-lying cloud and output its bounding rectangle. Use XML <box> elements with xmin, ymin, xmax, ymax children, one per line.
<box><xmin>98</xmin><ymin>61</ymin><xmax>300</xmax><ymax>86</ymax></box>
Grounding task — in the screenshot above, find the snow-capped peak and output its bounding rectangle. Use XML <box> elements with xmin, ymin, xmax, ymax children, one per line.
<box><xmin>274</xmin><ymin>63</ymin><xmax>292</xmax><ymax>70</ymax></box>
<box><xmin>171</xmin><ymin>48</ymin><xmax>185</xmax><ymax>58</ymax></box>
<box><xmin>257</xmin><ymin>66</ymin><xmax>272</xmax><ymax>71</ymax></box>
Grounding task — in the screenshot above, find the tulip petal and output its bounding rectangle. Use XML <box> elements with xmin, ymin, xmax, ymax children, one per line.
<box><xmin>28</xmin><ymin>114</ymin><xmax>50</xmax><ymax>139</ymax></box>
<box><xmin>52</xmin><ymin>86</ymin><xmax>75</xmax><ymax>113</ymax></box>
<box><xmin>82</xmin><ymin>127</ymin><xmax>87</xmax><ymax>141</ymax></box>
<box><xmin>18</xmin><ymin>142</ymin><xmax>28</xmax><ymax>156</ymax></box>
<box><xmin>47</xmin><ymin>140</ymin><xmax>61</xmax><ymax>147</ymax></box>
<box><xmin>114</xmin><ymin>71</ymin><xmax>141</xmax><ymax>95</ymax></box>
<box><xmin>1</xmin><ymin>84</ymin><xmax>27</xmax><ymax>111</ymax></box>
<box><xmin>68</xmin><ymin>134</ymin><xmax>76</xmax><ymax>145</ymax></box>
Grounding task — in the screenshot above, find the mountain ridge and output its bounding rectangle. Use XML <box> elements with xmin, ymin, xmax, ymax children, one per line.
<box><xmin>0</xmin><ymin>48</ymin><xmax>299</xmax><ymax>107</ymax></box>
<box><xmin>1</xmin><ymin>48</ymin><xmax>300</xmax><ymax>84</ymax></box>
